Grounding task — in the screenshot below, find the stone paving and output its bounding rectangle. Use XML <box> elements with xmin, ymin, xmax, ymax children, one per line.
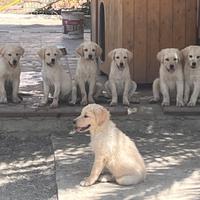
<box><xmin>0</xmin><ymin>14</ymin><xmax>200</xmax><ymax>200</ymax></box>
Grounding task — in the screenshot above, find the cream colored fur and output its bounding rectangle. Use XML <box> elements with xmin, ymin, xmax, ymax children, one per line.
<box><xmin>38</xmin><ymin>46</ymin><xmax>74</xmax><ymax>108</ymax></box>
<box><xmin>104</xmin><ymin>48</ymin><xmax>137</xmax><ymax>106</ymax></box>
<box><xmin>71</xmin><ymin>42</ymin><xmax>102</xmax><ymax>106</ymax></box>
<box><xmin>182</xmin><ymin>45</ymin><xmax>200</xmax><ymax>106</ymax></box>
<box><xmin>0</xmin><ymin>44</ymin><xmax>24</xmax><ymax>103</ymax></box>
<box><xmin>74</xmin><ymin>104</ymin><xmax>146</xmax><ymax>186</ymax></box>
<box><xmin>151</xmin><ymin>48</ymin><xmax>184</xmax><ymax>106</ymax></box>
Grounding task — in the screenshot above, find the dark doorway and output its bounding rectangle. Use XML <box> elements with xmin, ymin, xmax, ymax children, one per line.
<box><xmin>99</xmin><ymin>2</ymin><xmax>105</xmax><ymax>61</ymax></box>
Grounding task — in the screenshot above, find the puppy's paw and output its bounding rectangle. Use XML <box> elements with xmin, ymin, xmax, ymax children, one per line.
<box><xmin>88</xmin><ymin>97</ymin><xmax>95</xmax><ymax>104</ymax></box>
<box><xmin>50</xmin><ymin>102</ymin><xmax>58</xmax><ymax>108</ymax></box>
<box><xmin>176</xmin><ymin>101</ymin><xmax>184</xmax><ymax>107</ymax></box>
<box><xmin>81</xmin><ymin>99</ymin><xmax>88</xmax><ymax>106</ymax></box>
<box><xmin>0</xmin><ymin>96</ymin><xmax>7</xmax><ymax>104</ymax></box>
<box><xmin>161</xmin><ymin>101</ymin><xmax>170</xmax><ymax>107</ymax></box>
<box><xmin>187</xmin><ymin>101</ymin><xmax>196</xmax><ymax>107</ymax></box>
<box><xmin>12</xmin><ymin>96</ymin><xmax>21</xmax><ymax>103</ymax></box>
<box><xmin>183</xmin><ymin>98</ymin><xmax>189</xmax><ymax>105</ymax></box>
<box><xmin>123</xmin><ymin>98</ymin><xmax>130</xmax><ymax>106</ymax></box>
<box><xmin>149</xmin><ymin>97</ymin><xmax>159</xmax><ymax>104</ymax></box>
<box><xmin>69</xmin><ymin>100</ymin><xmax>76</xmax><ymax>105</ymax></box>
<box><xmin>80</xmin><ymin>178</ymin><xmax>93</xmax><ymax>187</ymax></box>
<box><xmin>110</xmin><ymin>101</ymin><xmax>117</xmax><ymax>106</ymax></box>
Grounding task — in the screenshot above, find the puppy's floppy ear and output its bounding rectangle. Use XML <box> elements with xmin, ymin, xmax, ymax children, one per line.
<box><xmin>76</xmin><ymin>44</ymin><xmax>84</xmax><ymax>57</ymax></box>
<box><xmin>176</xmin><ymin>49</ymin><xmax>183</xmax><ymax>62</ymax></box>
<box><xmin>181</xmin><ymin>46</ymin><xmax>190</xmax><ymax>58</ymax></box>
<box><xmin>37</xmin><ymin>48</ymin><xmax>46</xmax><ymax>59</ymax></box>
<box><xmin>56</xmin><ymin>48</ymin><xmax>64</xmax><ymax>58</ymax></box>
<box><xmin>108</xmin><ymin>49</ymin><xmax>116</xmax><ymax>60</ymax></box>
<box><xmin>0</xmin><ymin>46</ymin><xmax>5</xmax><ymax>55</ymax></box>
<box><xmin>17</xmin><ymin>46</ymin><xmax>24</xmax><ymax>56</ymax></box>
<box><xmin>126</xmin><ymin>49</ymin><xmax>133</xmax><ymax>62</ymax></box>
<box><xmin>157</xmin><ymin>49</ymin><xmax>164</xmax><ymax>63</ymax></box>
<box><xmin>94</xmin><ymin>106</ymin><xmax>110</xmax><ymax>126</ymax></box>
<box><xmin>95</xmin><ymin>44</ymin><xmax>102</xmax><ymax>57</ymax></box>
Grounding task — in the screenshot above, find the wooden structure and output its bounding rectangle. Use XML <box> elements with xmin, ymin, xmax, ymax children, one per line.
<box><xmin>91</xmin><ymin>0</ymin><xmax>198</xmax><ymax>83</ymax></box>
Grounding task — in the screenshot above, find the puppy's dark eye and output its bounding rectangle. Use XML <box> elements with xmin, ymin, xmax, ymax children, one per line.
<box><xmin>197</xmin><ymin>56</ymin><xmax>200</xmax><ymax>59</ymax></box>
<box><xmin>124</xmin><ymin>56</ymin><xmax>127</xmax><ymax>59</ymax></box>
<box><xmin>165</xmin><ymin>58</ymin><xmax>169</xmax><ymax>61</ymax></box>
<box><xmin>92</xmin><ymin>49</ymin><xmax>95</xmax><ymax>52</ymax></box>
<box><xmin>47</xmin><ymin>53</ymin><xmax>50</xmax><ymax>56</ymax></box>
<box><xmin>174</xmin><ymin>58</ymin><xmax>177</xmax><ymax>61</ymax></box>
<box><xmin>54</xmin><ymin>53</ymin><xmax>57</xmax><ymax>56</ymax></box>
<box><xmin>116</xmin><ymin>56</ymin><xmax>120</xmax><ymax>59</ymax></box>
<box><xmin>8</xmin><ymin>53</ymin><xmax>11</xmax><ymax>56</ymax></box>
<box><xmin>84</xmin><ymin>115</ymin><xmax>89</xmax><ymax>118</ymax></box>
<box><xmin>189</xmin><ymin>55</ymin><xmax>193</xmax><ymax>58</ymax></box>
<box><xmin>16</xmin><ymin>53</ymin><xmax>19</xmax><ymax>56</ymax></box>
<box><xmin>84</xmin><ymin>49</ymin><xmax>88</xmax><ymax>52</ymax></box>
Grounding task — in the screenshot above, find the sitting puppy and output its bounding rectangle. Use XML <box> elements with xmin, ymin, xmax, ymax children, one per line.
<box><xmin>38</xmin><ymin>46</ymin><xmax>74</xmax><ymax>108</ymax></box>
<box><xmin>74</xmin><ymin>104</ymin><xmax>146</xmax><ymax>186</ymax></box>
<box><xmin>0</xmin><ymin>44</ymin><xmax>24</xmax><ymax>103</ymax></box>
<box><xmin>182</xmin><ymin>46</ymin><xmax>200</xmax><ymax>106</ymax></box>
<box><xmin>71</xmin><ymin>41</ymin><xmax>102</xmax><ymax>106</ymax></box>
<box><xmin>104</xmin><ymin>48</ymin><xmax>137</xmax><ymax>106</ymax></box>
<box><xmin>151</xmin><ymin>48</ymin><xmax>184</xmax><ymax>106</ymax></box>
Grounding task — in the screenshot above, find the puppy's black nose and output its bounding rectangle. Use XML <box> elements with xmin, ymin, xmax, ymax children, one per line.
<box><xmin>192</xmin><ymin>62</ymin><xmax>196</xmax><ymax>66</ymax></box>
<box><xmin>120</xmin><ymin>62</ymin><xmax>124</xmax><ymax>67</ymax></box>
<box><xmin>170</xmin><ymin>64</ymin><xmax>174</xmax><ymax>69</ymax></box>
<box><xmin>88</xmin><ymin>54</ymin><xmax>93</xmax><ymax>59</ymax></box>
<box><xmin>73</xmin><ymin>119</ymin><xmax>76</xmax><ymax>124</ymax></box>
<box><xmin>13</xmin><ymin>60</ymin><xmax>17</xmax><ymax>65</ymax></box>
<box><xmin>51</xmin><ymin>58</ymin><xmax>55</xmax><ymax>64</ymax></box>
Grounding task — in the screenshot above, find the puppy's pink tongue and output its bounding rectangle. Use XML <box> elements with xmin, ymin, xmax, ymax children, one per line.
<box><xmin>75</xmin><ymin>127</ymin><xmax>82</xmax><ymax>132</ymax></box>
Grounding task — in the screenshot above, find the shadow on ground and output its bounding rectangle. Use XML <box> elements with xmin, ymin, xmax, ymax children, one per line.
<box><xmin>0</xmin><ymin>134</ymin><xmax>57</xmax><ymax>200</ymax></box>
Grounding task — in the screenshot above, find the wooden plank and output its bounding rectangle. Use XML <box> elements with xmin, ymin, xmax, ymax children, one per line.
<box><xmin>91</xmin><ymin>0</ymin><xmax>98</xmax><ymax>42</ymax></box>
<box><xmin>122</xmin><ymin>0</ymin><xmax>134</xmax><ymax>77</ymax></box>
<box><xmin>117</xmin><ymin>0</ymin><xmax>123</xmax><ymax>47</ymax></box>
<box><xmin>185</xmin><ymin>0</ymin><xmax>197</xmax><ymax>45</ymax></box>
<box><xmin>99</xmin><ymin>0</ymin><xmax>109</xmax><ymax>74</ymax></box>
<box><xmin>122</xmin><ymin>0</ymin><xmax>134</xmax><ymax>79</ymax></box>
<box><xmin>134</xmin><ymin>0</ymin><xmax>147</xmax><ymax>83</ymax></box>
<box><xmin>146</xmin><ymin>0</ymin><xmax>160</xmax><ymax>83</ymax></box>
<box><xmin>160</xmin><ymin>0</ymin><xmax>173</xmax><ymax>48</ymax></box>
<box><xmin>172</xmin><ymin>0</ymin><xmax>186</xmax><ymax>49</ymax></box>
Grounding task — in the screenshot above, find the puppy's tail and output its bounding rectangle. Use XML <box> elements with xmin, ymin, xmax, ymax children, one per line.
<box><xmin>149</xmin><ymin>78</ymin><xmax>160</xmax><ymax>103</ymax></box>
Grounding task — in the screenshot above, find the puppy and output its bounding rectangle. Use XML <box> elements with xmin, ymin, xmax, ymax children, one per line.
<box><xmin>38</xmin><ymin>46</ymin><xmax>74</xmax><ymax>108</ymax></box>
<box><xmin>151</xmin><ymin>48</ymin><xmax>184</xmax><ymax>106</ymax></box>
<box><xmin>104</xmin><ymin>48</ymin><xmax>137</xmax><ymax>106</ymax></box>
<box><xmin>0</xmin><ymin>44</ymin><xmax>24</xmax><ymax>103</ymax></box>
<box><xmin>74</xmin><ymin>104</ymin><xmax>146</xmax><ymax>186</ymax></box>
<box><xmin>71</xmin><ymin>41</ymin><xmax>102</xmax><ymax>106</ymax></box>
<box><xmin>182</xmin><ymin>45</ymin><xmax>200</xmax><ymax>106</ymax></box>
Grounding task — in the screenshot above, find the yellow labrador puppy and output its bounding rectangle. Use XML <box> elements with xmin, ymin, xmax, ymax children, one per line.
<box><xmin>38</xmin><ymin>46</ymin><xmax>74</xmax><ymax>108</ymax></box>
<box><xmin>182</xmin><ymin>46</ymin><xmax>200</xmax><ymax>106</ymax></box>
<box><xmin>151</xmin><ymin>48</ymin><xmax>184</xmax><ymax>106</ymax></box>
<box><xmin>71</xmin><ymin>41</ymin><xmax>102</xmax><ymax>106</ymax></box>
<box><xmin>74</xmin><ymin>104</ymin><xmax>146</xmax><ymax>186</ymax></box>
<box><xmin>104</xmin><ymin>48</ymin><xmax>137</xmax><ymax>106</ymax></box>
<box><xmin>0</xmin><ymin>44</ymin><xmax>24</xmax><ymax>103</ymax></box>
